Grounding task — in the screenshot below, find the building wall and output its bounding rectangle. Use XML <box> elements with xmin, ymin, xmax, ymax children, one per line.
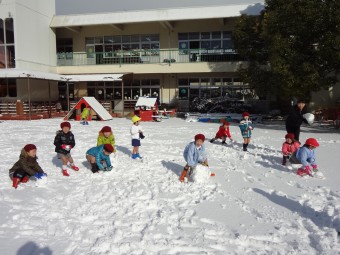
<box><xmin>11</xmin><ymin>0</ymin><xmax>56</xmax><ymax>72</ymax></box>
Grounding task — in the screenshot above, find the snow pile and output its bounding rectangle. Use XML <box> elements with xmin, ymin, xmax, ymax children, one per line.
<box><xmin>0</xmin><ymin>118</ymin><xmax>339</xmax><ymax>254</ymax></box>
<box><xmin>190</xmin><ymin>164</ymin><xmax>211</xmax><ymax>183</ymax></box>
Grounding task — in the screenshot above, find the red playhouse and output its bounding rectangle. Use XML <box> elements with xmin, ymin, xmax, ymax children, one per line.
<box><xmin>134</xmin><ymin>97</ymin><xmax>158</xmax><ymax>121</ymax></box>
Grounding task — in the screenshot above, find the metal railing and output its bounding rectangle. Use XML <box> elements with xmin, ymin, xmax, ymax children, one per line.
<box><xmin>57</xmin><ymin>49</ymin><xmax>244</xmax><ymax>66</ymax></box>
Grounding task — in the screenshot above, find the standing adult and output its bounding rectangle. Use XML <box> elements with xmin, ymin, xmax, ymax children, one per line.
<box><xmin>285</xmin><ymin>99</ymin><xmax>307</xmax><ymax>142</ymax></box>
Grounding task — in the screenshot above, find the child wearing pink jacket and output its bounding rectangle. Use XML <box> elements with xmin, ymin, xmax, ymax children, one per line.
<box><xmin>281</xmin><ymin>133</ymin><xmax>300</xmax><ymax>165</ymax></box>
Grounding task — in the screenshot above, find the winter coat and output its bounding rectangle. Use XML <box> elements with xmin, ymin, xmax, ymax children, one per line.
<box><xmin>86</xmin><ymin>145</ymin><xmax>112</xmax><ymax>170</ymax></box>
<box><xmin>282</xmin><ymin>141</ymin><xmax>300</xmax><ymax>156</ymax></box>
<box><xmin>130</xmin><ymin>125</ymin><xmax>143</xmax><ymax>140</ymax></box>
<box><xmin>97</xmin><ymin>132</ymin><xmax>115</xmax><ymax>147</ymax></box>
<box><xmin>9</xmin><ymin>149</ymin><xmax>44</xmax><ymax>177</ymax></box>
<box><xmin>296</xmin><ymin>145</ymin><xmax>317</xmax><ymax>167</ymax></box>
<box><xmin>183</xmin><ymin>141</ymin><xmax>207</xmax><ymax>167</ymax></box>
<box><xmin>81</xmin><ymin>107</ymin><xmax>90</xmax><ymax>119</ymax></box>
<box><xmin>239</xmin><ymin>118</ymin><xmax>253</xmax><ymax>138</ymax></box>
<box><xmin>285</xmin><ymin>105</ymin><xmax>307</xmax><ymax>129</ymax></box>
<box><xmin>54</xmin><ymin>130</ymin><xmax>76</xmax><ymax>155</ymax></box>
<box><xmin>215</xmin><ymin>126</ymin><xmax>231</xmax><ymax>139</ymax></box>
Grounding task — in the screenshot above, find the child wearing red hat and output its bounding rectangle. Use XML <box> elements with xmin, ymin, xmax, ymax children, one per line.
<box><xmin>86</xmin><ymin>144</ymin><xmax>114</xmax><ymax>173</ymax></box>
<box><xmin>179</xmin><ymin>134</ymin><xmax>215</xmax><ymax>182</ymax></box>
<box><xmin>9</xmin><ymin>144</ymin><xmax>47</xmax><ymax>189</ymax></box>
<box><xmin>289</xmin><ymin>138</ymin><xmax>320</xmax><ymax>176</ymax></box>
<box><xmin>239</xmin><ymin>112</ymin><xmax>254</xmax><ymax>151</ymax></box>
<box><xmin>53</xmin><ymin>121</ymin><xmax>79</xmax><ymax>176</ymax></box>
<box><xmin>210</xmin><ymin>121</ymin><xmax>233</xmax><ymax>145</ymax></box>
<box><xmin>97</xmin><ymin>126</ymin><xmax>116</xmax><ymax>153</ymax></box>
<box><xmin>281</xmin><ymin>133</ymin><xmax>300</xmax><ymax>165</ymax></box>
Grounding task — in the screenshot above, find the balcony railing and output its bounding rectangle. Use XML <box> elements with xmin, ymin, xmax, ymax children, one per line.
<box><xmin>57</xmin><ymin>49</ymin><xmax>245</xmax><ymax>66</ymax></box>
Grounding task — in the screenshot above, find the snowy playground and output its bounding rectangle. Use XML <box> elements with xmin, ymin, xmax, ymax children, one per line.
<box><xmin>1</xmin><ymin>117</ymin><xmax>340</xmax><ymax>254</ymax></box>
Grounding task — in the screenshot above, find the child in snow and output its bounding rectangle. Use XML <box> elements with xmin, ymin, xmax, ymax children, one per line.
<box><xmin>239</xmin><ymin>112</ymin><xmax>254</xmax><ymax>151</ymax></box>
<box><xmin>281</xmin><ymin>133</ymin><xmax>300</xmax><ymax>165</ymax></box>
<box><xmin>289</xmin><ymin>138</ymin><xmax>320</xmax><ymax>176</ymax></box>
<box><xmin>54</xmin><ymin>121</ymin><xmax>79</xmax><ymax>176</ymax></box>
<box><xmin>81</xmin><ymin>107</ymin><xmax>90</xmax><ymax>125</ymax></box>
<box><xmin>9</xmin><ymin>144</ymin><xmax>47</xmax><ymax>189</ymax></box>
<box><xmin>97</xmin><ymin>126</ymin><xmax>115</xmax><ymax>153</ymax></box>
<box><xmin>179</xmin><ymin>134</ymin><xmax>215</xmax><ymax>182</ymax></box>
<box><xmin>130</xmin><ymin>115</ymin><xmax>144</xmax><ymax>159</ymax></box>
<box><xmin>86</xmin><ymin>144</ymin><xmax>114</xmax><ymax>173</ymax></box>
<box><xmin>210</xmin><ymin>121</ymin><xmax>233</xmax><ymax>144</ymax></box>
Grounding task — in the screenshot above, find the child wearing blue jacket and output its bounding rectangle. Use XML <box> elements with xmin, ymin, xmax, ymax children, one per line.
<box><xmin>290</xmin><ymin>138</ymin><xmax>320</xmax><ymax>176</ymax></box>
<box><xmin>179</xmin><ymin>134</ymin><xmax>214</xmax><ymax>182</ymax></box>
<box><xmin>86</xmin><ymin>144</ymin><xmax>114</xmax><ymax>173</ymax></box>
<box><xmin>239</xmin><ymin>112</ymin><xmax>254</xmax><ymax>151</ymax></box>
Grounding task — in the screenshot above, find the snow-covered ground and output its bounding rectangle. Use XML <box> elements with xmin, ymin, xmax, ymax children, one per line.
<box><xmin>0</xmin><ymin>118</ymin><xmax>340</xmax><ymax>254</ymax></box>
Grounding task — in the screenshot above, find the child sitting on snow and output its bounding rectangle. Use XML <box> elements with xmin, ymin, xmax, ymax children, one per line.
<box><xmin>97</xmin><ymin>126</ymin><xmax>116</xmax><ymax>153</ymax></box>
<box><xmin>86</xmin><ymin>144</ymin><xmax>114</xmax><ymax>173</ymax></box>
<box><xmin>9</xmin><ymin>144</ymin><xmax>47</xmax><ymax>189</ymax></box>
<box><xmin>281</xmin><ymin>133</ymin><xmax>300</xmax><ymax>165</ymax></box>
<box><xmin>239</xmin><ymin>112</ymin><xmax>254</xmax><ymax>151</ymax></box>
<box><xmin>54</xmin><ymin>121</ymin><xmax>79</xmax><ymax>176</ymax></box>
<box><xmin>210</xmin><ymin>121</ymin><xmax>233</xmax><ymax>144</ymax></box>
<box><xmin>179</xmin><ymin>134</ymin><xmax>215</xmax><ymax>182</ymax></box>
<box><xmin>289</xmin><ymin>138</ymin><xmax>320</xmax><ymax>176</ymax></box>
<box><xmin>130</xmin><ymin>115</ymin><xmax>144</xmax><ymax>159</ymax></box>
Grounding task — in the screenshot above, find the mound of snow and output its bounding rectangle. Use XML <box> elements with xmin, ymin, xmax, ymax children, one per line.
<box><xmin>190</xmin><ymin>164</ymin><xmax>211</xmax><ymax>183</ymax></box>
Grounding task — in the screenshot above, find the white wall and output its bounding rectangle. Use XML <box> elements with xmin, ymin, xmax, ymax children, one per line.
<box><xmin>11</xmin><ymin>0</ymin><xmax>57</xmax><ymax>72</ymax></box>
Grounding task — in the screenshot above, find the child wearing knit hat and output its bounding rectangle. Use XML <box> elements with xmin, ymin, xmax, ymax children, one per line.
<box><xmin>281</xmin><ymin>133</ymin><xmax>300</xmax><ymax>165</ymax></box>
<box><xmin>86</xmin><ymin>144</ymin><xmax>114</xmax><ymax>173</ymax></box>
<box><xmin>97</xmin><ymin>126</ymin><xmax>116</xmax><ymax>153</ymax></box>
<box><xmin>210</xmin><ymin>121</ymin><xmax>233</xmax><ymax>145</ymax></box>
<box><xmin>179</xmin><ymin>134</ymin><xmax>215</xmax><ymax>182</ymax></box>
<box><xmin>53</xmin><ymin>121</ymin><xmax>79</xmax><ymax>176</ymax></box>
<box><xmin>9</xmin><ymin>144</ymin><xmax>47</xmax><ymax>189</ymax></box>
<box><xmin>239</xmin><ymin>112</ymin><xmax>254</xmax><ymax>151</ymax></box>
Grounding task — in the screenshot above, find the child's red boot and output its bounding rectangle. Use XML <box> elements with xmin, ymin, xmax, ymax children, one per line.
<box><xmin>62</xmin><ymin>170</ymin><xmax>70</xmax><ymax>176</ymax></box>
<box><xmin>179</xmin><ymin>170</ymin><xmax>188</xmax><ymax>182</ymax></box>
<box><xmin>210</xmin><ymin>173</ymin><xmax>216</xmax><ymax>177</ymax></box>
<box><xmin>12</xmin><ymin>178</ymin><xmax>20</xmax><ymax>189</ymax></box>
<box><xmin>21</xmin><ymin>176</ymin><xmax>30</xmax><ymax>183</ymax></box>
<box><xmin>70</xmin><ymin>165</ymin><xmax>79</xmax><ymax>171</ymax></box>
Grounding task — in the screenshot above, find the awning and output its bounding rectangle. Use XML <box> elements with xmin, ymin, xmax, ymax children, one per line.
<box><xmin>0</xmin><ymin>69</ymin><xmax>124</xmax><ymax>81</ymax></box>
<box><xmin>62</xmin><ymin>74</ymin><xmax>123</xmax><ymax>82</ymax></box>
<box><xmin>0</xmin><ymin>69</ymin><xmax>63</xmax><ymax>81</ymax></box>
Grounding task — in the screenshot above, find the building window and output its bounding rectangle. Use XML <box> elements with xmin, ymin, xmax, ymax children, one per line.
<box><xmin>178</xmin><ymin>31</ymin><xmax>234</xmax><ymax>54</ymax></box>
<box><xmin>123</xmin><ymin>79</ymin><xmax>160</xmax><ymax>101</ymax></box>
<box><xmin>85</xmin><ymin>34</ymin><xmax>160</xmax><ymax>57</ymax></box>
<box><xmin>57</xmin><ymin>38</ymin><xmax>73</xmax><ymax>59</ymax></box>
<box><xmin>0</xmin><ymin>78</ymin><xmax>17</xmax><ymax>97</ymax></box>
<box><xmin>0</xmin><ymin>18</ymin><xmax>15</xmax><ymax>68</ymax></box>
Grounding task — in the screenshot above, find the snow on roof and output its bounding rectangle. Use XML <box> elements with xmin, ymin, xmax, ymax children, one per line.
<box><xmin>135</xmin><ymin>97</ymin><xmax>157</xmax><ymax>107</ymax></box>
<box><xmin>50</xmin><ymin>3</ymin><xmax>264</xmax><ymax>28</ymax></box>
<box><xmin>83</xmin><ymin>97</ymin><xmax>112</xmax><ymax>120</ymax></box>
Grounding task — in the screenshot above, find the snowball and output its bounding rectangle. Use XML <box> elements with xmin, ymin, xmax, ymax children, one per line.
<box><xmin>189</xmin><ymin>164</ymin><xmax>211</xmax><ymax>183</ymax></box>
<box><xmin>303</xmin><ymin>113</ymin><xmax>315</xmax><ymax>125</ymax></box>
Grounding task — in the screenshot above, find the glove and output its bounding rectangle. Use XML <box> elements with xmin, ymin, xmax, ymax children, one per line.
<box><xmin>305</xmin><ymin>165</ymin><xmax>312</xmax><ymax>175</ymax></box>
<box><xmin>61</xmin><ymin>144</ymin><xmax>71</xmax><ymax>150</ymax></box>
<box><xmin>34</xmin><ymin>173</ymin><xmax>43</xmax><ymax>179</ymax></box>
<box><xmin>311</xmin><ymin>164</ymin><xmax>319</xmax><ymax>172</ymax></box>
<box><xmin>139</xmin><ymin>133</ymin><xmax>145</xmax><ymax>139</ymax></box>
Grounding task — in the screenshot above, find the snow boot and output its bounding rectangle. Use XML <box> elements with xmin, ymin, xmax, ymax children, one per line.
<box><xmin>179</xmin><ymin>170</ymin><xmax>188</xmax><ymax>182</ymax></box>
<box><xmin>132</xmin><ymin>154</ymin><xmax>137</xmax><ymax>159</ymax></box>
<box><xmin>221</xmin><ymin>141</ymin><xmax>226</xmax><ymax>145</ymax></box>
<box><xmin>62</xmin><ymin>170</ymin><xmax>70</xmax><ymax>176</ymax></box>
<box><xmin>12</xmin><ymin>177</ymin><xmax>20</xmax><ymax>189</ymax></box>
<box><xmin>243</xmin><ymin>143</ymin><xmax>247</xmax><ymax>151</ymax></box>
<box><xmin>136</xmin><ymin>153</ymin><xmax>143</xmax><ymax>159</ymax></box>
<box><xmin>282</xmin><ymin>156</ymin><xmax>287</xmax><ymax>165</ymax></box>
<box><xmin>210</xmin><ymin>138</ymin><xmax>216</xmax><ymax>143</ymax></box>
<box><xmin>21</xmin><ymin>176</ymin><xmax>30</xmax><ymax>183</ymax></box>
<box><xmin>70</xmin><ymin>165</ymin><xmax>79</xmax><ymax>171</ymax></box>
<box><xmin>91</xmin><ymin>163</ymin><xmax>99</xmax><ymax>173</ymax></box>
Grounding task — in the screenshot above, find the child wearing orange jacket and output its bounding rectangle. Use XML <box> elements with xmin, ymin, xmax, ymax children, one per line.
<box><xmin>210</xmin><ymin>121</ymin><xmax>233</xmax><ymax>144</ymax></box>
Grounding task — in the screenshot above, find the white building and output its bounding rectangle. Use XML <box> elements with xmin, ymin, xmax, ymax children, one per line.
<box><xmin>1</xmin><ymin>0</ymin><xmax>337</xmax><ymax>115</ymax></box>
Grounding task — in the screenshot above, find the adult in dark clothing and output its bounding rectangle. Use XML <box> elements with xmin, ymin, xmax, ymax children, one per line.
<box><xmin>285</xmin><ymin>100</ymin><xmax>308</xmax><ymax>142</ymax></box>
